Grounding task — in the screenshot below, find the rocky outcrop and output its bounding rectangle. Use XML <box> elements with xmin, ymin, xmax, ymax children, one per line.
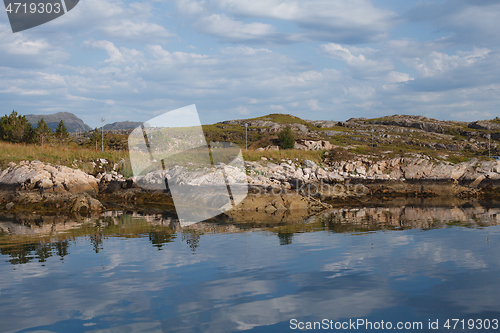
<box><xmin>221</xmin><ymin>117</ymin><xmax>309</xmax><ymax>133</ymax></box>
<box><xmin>1</xmin><ymin>155</ymin><xmax>499</xmax><ymax>214</ymax></box>
<box><xmin>244</xmin><ymin>157</ymin><xmax>500</xmax><ymax>193</ymax></box>
<box><xmin>294</xmin><ymin>140</ymin><xmax>335</xmax><ymax>151</ymax></box>
<box><xmin>0</xmin><ymin>161</ymin><xmax>98</xmax><ymax>194</ymax></box>
<box><xmin>256</xmin><ymin>145</ymin><xmax>280</xmax><ymax>151</ymax></box>
<box><xmin>468</xmin><ymin>120</ymin><xmax>500</xmax><ymax>131</ymax></box>
<box><xmin>305</xmin><ymin>120</ymin><xmax>340</xmax><ymax>128</ymax></box>
<box><xmin>368</xmin><ymin>116</ymin><xmax>447</xmax><ymax>134</ymax></box>
<box><xmin>72</xmin><ymin>195</ymin><xmax>104</xmax><ymax>213</ymax></box>
<box><xmin>0</xmin><ymin>161</ymin><xmax>104</xmax><ymax>212</ymax></box>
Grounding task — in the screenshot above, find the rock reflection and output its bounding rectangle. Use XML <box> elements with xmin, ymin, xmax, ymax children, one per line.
<box><xmin>315</xmin><ymin>205</ymin><xmax>500</xmax><ymax>232</ymax></box>
<box><xmin>1</xmin><ymin>205</ymin><xmax>500</xmax><ymax>264</ymax></box>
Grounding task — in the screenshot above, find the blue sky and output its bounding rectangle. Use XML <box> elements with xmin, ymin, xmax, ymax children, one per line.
<box><xmin>0</xmin><ymin>0</ymin><xmax>499</xmax><ymax>127</ymax></box>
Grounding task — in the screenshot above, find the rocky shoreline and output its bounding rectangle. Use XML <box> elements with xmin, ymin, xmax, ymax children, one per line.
<box><xmin>0</xmin><ymin>157</ymin><xmax>499</xmax><ymax>217</ymax></box>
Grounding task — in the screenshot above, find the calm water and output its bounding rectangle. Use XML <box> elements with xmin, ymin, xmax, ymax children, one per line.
<box><xmin>1</xmin><ymin>206</ymin><xmax>500</xmax><ymax>332</ymax></box>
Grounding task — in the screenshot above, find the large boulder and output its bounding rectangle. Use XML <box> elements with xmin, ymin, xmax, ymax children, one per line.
<box><xmin>0</xmin><ymin>161</ymin><xmax>98</xmax><ymax>194</ymax></box>
<box><xmin>295</xmin><ymin>140</ymin><xmax>335</xmax><ymax>151</ymax></box>
<box><xmin>468</xmin><ymin>120</ymin><xmax>500</xmax><ymax>131</ymax></box>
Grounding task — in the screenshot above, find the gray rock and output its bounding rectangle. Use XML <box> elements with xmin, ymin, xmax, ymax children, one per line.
<box><xmin>321</xmin><ymin>130</ymin><xmax>345</xmax><ymax>136</ymax></box>
<box><xmin>304</xmin><ymin>160</ymin><xmax>317</xmax><ymax>169</ymax></box>
<box><xmin>295</xmin><ymin>140</ymin><xmax>334</xmax><ymax>151</ymax></box>
<box><xmin>328</xmin><ymin>173</ymin><xmax>344</xmax><ymax>182</ymax></box>
<box><xmin>468</xmin><ymin>120</ymin><xmax>500</xmax><ymax>131</ymax></box>
<box><xmin>72</xmin><ymin>195</ymin><xmax>104</xmax><ymax>213</ymax></box>
<box><xmin>0</xmin><ymin>161</ymin><xmax>98</xmax><ymax>194</ymax></box>
<box><xmin>290</xmin><ymin>124</ymin><xmax>309</xmax><ymax>133</ymax></box>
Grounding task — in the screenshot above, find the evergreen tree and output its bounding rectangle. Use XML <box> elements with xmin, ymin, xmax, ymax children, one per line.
<box><xmin>278</xmin><ymin>127</ymin><xmax>295</xmax><ymax>149</ymax></box>
<box><xmin>54</xmin><ymin>120</ymin><xmax>69</xmax><ymax>142</ymax></box>
<box><xmin>0</xmin><ymin>110</ymin><xmax>33</xmax><ymax>143</ymax></box>
<box><xmin>90</xmin><ymin>127</ymin><xmax>100</xmax><ymax>150</ymax></box>
<box><xmin>34</xmin><ymin>118</ymin><xmax>52</xmax><ymax>147</ymax></box>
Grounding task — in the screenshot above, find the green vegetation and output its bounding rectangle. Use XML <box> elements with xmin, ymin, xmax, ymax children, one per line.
<box><xmin>0</xmin><ymin>109</ymin><xmax>497</xmax><ymax>173</ymax></box>
<box><xmin>445</xmin><ymin>155</ymin><xmax>470</xmax><ymax>164</ymax></box>
<box><xmin>0</xmin><ymin>140</ymin><xmax>131</xmax><ymax>174</ymax></box>
<box><xmin>256</xmin><ymin>113</ymin><xmax>316</xmax><ymax>130</ymax></box>
<box><xmin>320</xmin><ymin>126</ymin><xmax>350</xmax><ymax>132</ymax></box>
<box><xmin>242</xmin><ymin>149</ymin><xmax>324</xmax><ymax>164</ymax></box>
<box><xmin>55</xmin><ymin>120</ymin><xmax>69</xmax><ymax>142</ymax></box>
<box><xmin>278</xmin><ymin>127</ymin><xmax>295</xmax><ymax>149</ymax></box>
<box><xmin>0</xmin><ymin>110</ymin><xmax>33</xmax><ymax>143</ymax></box>
<box><xmin>34</xmin><ymin>118</ymin><xmax>52</xmax><ymax>147</ymax></box>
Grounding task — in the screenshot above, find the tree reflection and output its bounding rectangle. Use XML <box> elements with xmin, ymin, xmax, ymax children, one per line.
<box><xmin>54</xmin><ymin>240</ymin><xmax>69</xmax><ymax>260</ymax></box>
<box><xmin>35</xmin><ymin>243</ymin><xmax>52</xmax><ymax>263</ymax></box>
<box><xmin>149</xmin><ymin>230</ymin><xmax>176</xmax><ymax>250</ymax></box>
<box><xmin>0</xmin><ymin>243</ymin><xmax>37</xmax><ymax>265</ymax></box>
<box><xmin>89</xmin><ymin>234</ymin><xmax>104</xmax><ymax>254</ymax></box>
<box><xmin>277</xmin><ymin>232</ymin><xmax>294</xmax><ymax>246</ymax></box>
<box><xmin>182</xmin><ymin>231</ymin><xmax>200</xmax><ymax>253</ymax></box>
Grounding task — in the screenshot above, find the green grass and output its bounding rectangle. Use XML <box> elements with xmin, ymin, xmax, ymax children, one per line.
<box><xmin>0</xmin><ymin>141</ymin><xmax>131</xmax><ymax>175</ymax></box>
<box><xmin>242</xmin><ymin>149</ymin><xmax>325</xmax><ymax>163</ymax></box>
<box><xmin>255</xmin><ymin>114</ymin><xmax>317</xmax><ymax>130</ymax></box>
<box><xmin>319</xmin><ymin>126</ymin><xmax>352</xmax><ymax>132</ymax></box>
<box><xmin>445</xmin><ymin>155</ymin><xmax>470</xmax><ymax>164</ymax></box>
<box><xmin>365</xmin><ymin>116</ymin><xmax>391</xmax><ymax>122</ymax></box>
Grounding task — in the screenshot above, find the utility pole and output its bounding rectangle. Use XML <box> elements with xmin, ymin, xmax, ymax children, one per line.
<box><xmin>245</xmin><ymin>123</ymin><xmax>249</xmax><ymax>150</ymax></box>
<box><xmin>487</xmin><ymin>134</ymin><xmax>491</xmax><ymax>158</ymax></box>
<box><xmin>371</xmin><ymin>128</ymin><xmax>375</xmax><ymax>148</ymax></box>
<box><xmin>101</xmin><ymin>117</ymin><xmax>105</xmax><ymax>152</ymax></box>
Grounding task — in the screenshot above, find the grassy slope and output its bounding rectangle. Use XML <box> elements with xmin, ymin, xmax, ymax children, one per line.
<box><xmin>0</xmin><ymin>113</ymin><xmax>498</xmax><ymax>174</ymax></box>
<box><xmin>0</xmin><ymin>141</ymin><xmax>131</xmax><ymax>175</ymax></box>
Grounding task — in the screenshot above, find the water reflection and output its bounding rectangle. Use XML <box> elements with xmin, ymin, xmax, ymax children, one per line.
<box><xmin>1</xmin><ymin>206</ymin><xmax>500</xmax><ymax>265</ymax></box>
<box><xmin>0</xmin><ymin>205</ymin><xmax>499</xmax><ymax>332</ymax></box>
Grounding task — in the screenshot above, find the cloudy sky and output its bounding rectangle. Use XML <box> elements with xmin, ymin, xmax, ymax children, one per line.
<box><xmin>0</xmin><ymin>0</ymin><xmax>499</xmax><ymax>127</ymax></box>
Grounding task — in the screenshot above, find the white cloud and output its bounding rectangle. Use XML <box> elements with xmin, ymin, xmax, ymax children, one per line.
<box><xmin>84</xmin><ymin>40</ymin><xmax>144</xmax><ymax>65</ymax></box>
<box><xmin>175</xmin><ymin>0</ymin><xmax>396</xmax><ymax>44</ymax></box>
<box><xmin>176</xmin><ymin>0</ymin><xmax>207</xmax><ymax>16</ymax></box>
<box><xmin>407</xmin><ymin>0</ymin><xmax>500</xmax><ymax>46</ymax></box>
<box><xmin>45</xmin><ymin>0</ymin><xmax>176</xmax><ymax>43</ymax></box>
<box><xmin>403</xmin><ymin>48</ymin><xmax>491</xmax><ymax>77</ymax></box>
<box><xmin>2</xmin><ymin>0</ymin><xmax>500</xmax><ymax>126</ymax></box>
<box><xmin>213</xmin><ymin>0</ymin><xmax>397</xmax><ymax>43</ymax></box>
<box><xmin>269</xmin><ymin>104</ymin><xmax>286</xmax><ymax>111</ymax></box>
<box><xmin>233</xmin><ymin>106</ymin><xmax>250</xmax><ymax>115</ymax></box>
<box><xmin>101</xmin><ymin>20</ymin><xmax>174</xmax><ymax>40</ymax></box>
<box><xmin>0</xmin><ymin>23</ymin><xmax>69</xmax><ymax>68</ymax></box>
<box><xmin>307</xmin><ymin>99</ymin><xmax>322</xmax><ymax>110</ymax></box>
<box><xmin>320</xmin><ymin>43</ymin><xmax>370</xmax><ymax>65</ymax></box>
<box><xmin>320</xmin><ymin>42</ymin><xmax>396</xmax><ymax>81</ymax></box>
<box><xmin>197</xmin><ymin>14</ymin><xmax>281</xmax><ymax>43</ymax></box>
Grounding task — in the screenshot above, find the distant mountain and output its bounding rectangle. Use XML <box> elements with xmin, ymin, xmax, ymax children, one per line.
<box><xmin>103</xmin><ymin>121</ymin><xmax>142</xmax><ymax>131</ymax></box>
<box><xmin>25</xmin><ymin>112</ymin><xmax>92</xmax><ymax>132</ymax></box>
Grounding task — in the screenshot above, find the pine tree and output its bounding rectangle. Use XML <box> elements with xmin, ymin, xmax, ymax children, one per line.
<box><xmin>90</xmin><ymin>128</ymin><xmax>100</xmax><ymax>151</ymax></box>
<box><xmin>278</xmin><ymin>127</ymin><xmax>295</xmax><ymax>149</ymax></box>
<box><xmin>55</xmin><ymin>120</ymin><xmax>69</xmax><ymax>142</ymax></box>
<box><xmin>0</xmin><ymin>110</ymin><xmax>33</xmax><ymax>143</ymax></box>
<box><xmin>34</xmin><ymin>118</ymin><xmax>52</xmax><ymax>147</ymax></box>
